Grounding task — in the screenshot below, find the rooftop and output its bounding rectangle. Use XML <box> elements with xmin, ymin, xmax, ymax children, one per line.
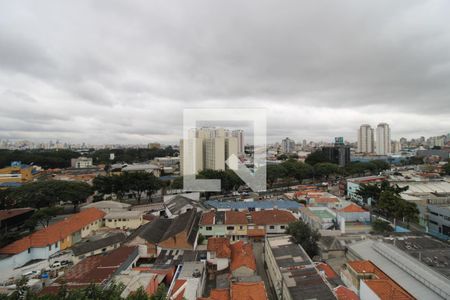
<box><xmin>338</xmin><ymin>203</ymin><xmax>367</xmax><ymax>213</ymax></box>
<box><xmin>205</xmin><ymin>199</ymin><xmax>301</xmax><ymax>210</ymax></box>
<box><xmin>0</xmin><ymin>208</ymin><xmax>105</xmax><ymax>255</ymax></box>
<box><xmin>207</xmin><ymin>237</ymin><xmax>231</xmax><ymax>258</ymax></box>
<box><xmin>230</xmin><ymin>240</ymin><xmax>256</xmax><ymax>272</ymax></box>
<box><xmin>0</xmin><ymin>207</ymin><xmax>34</xmax><ymax>221</ymax></box>
<box><xmin>104</xmin><ymin>210</ymin><xmax>144</xmax><ymax>219</ymax></box>
<box><xmin>250</xmin><ymin>210</ymin><xmax>297</xmax><ymax>225</ymax></box>
<box><xmin>230</xmin><ymin>282</ymin><xmax>268</xmax><ymax>300</ymax></box>
<box><xmin>82</xmin><ymin>200</ymin><xmax>130</xmax><ymax>210</ymax></box>
<box><xmin>71</xmin><ymin>232</ymin><xmax>127</xmax><ymax>256</ymax></box>
<box><xmin>266</xmin><ymin>235</ymin><xmax>335</xmax><ymax>300</ymax></box>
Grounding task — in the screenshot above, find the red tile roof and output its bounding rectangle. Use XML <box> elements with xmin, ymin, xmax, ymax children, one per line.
<box><xmin>250</xmin><ymin>210</ymin><xmax>296</xmax><ymax>225</ymax></box>
<box><xmin>334</xmin><ymin>285</ymin><xmax>359</xmax><ymax>300</ymax></box>
<box><xmin>314</xmin><ymin>197</ymin><xmax>339</xmax><ymax>203</ymax></box>
<box><xmin>247</xmin><ymin>228</ymin><xmax>266</xmax><ymax>237</ymax></box>
<box><xmin>339</xmin><ymin>203</ymin><xmax>367</xmax><ymax>213</ymax></box>
<box><xmin>347</xmin><ymin>261</ymin><xmax>414</xmax><ymax>300</ymax></box>
<box><xmin>231</xmin><ymin>282</ymin><xmax>268</xmax><ymax>300</ymax></box>
<box><xmin>207</xmin><ymin>237</ymin><xmax>231</xmax><ymax>258</ymax></box>
<box><xmin>200</xmin><ymin>211</ymin><xmax>215</xmax><ymax>226</ymax></box>
<box><xmin>0</xmin><ymin>208</ymin><xmax>105</xmax><ymax>255</ymax></box>
<box><xmin>199</xmin><ymin>288</ymin><xmax>230</xmax><ymax>300</ymax></box>
<box><xmin>0</xmin><ymin>208</ymin><xmax>34</xmax><ymax>221</ymax></box>
<box><xmin>170</xmin><ymin>279</ymin><xmax>186</xmax><ymax>300</ymax></box>
<box><xmin>225</xmin><ymin>211</ymin><xmax>247</xmax><ymax>225</ymax></box>
<box><xmin>230</xmin><ymin>241</ymin><xmax>256</xmax><ymax>272</ymax></box>
<box><xmin>316</xmin><ymin>262</ymin><xmax>338</xmax><ymax>279</ymax></box>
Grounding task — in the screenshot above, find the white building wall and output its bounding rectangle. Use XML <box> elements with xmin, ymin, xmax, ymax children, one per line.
<box><xmin>360</xmin><ymin>280</ymin><xmax>381</xmax><ymax>300</ymax></box>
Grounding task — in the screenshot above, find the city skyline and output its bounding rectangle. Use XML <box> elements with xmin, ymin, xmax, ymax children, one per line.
<box><xmin>1</xmin><ymin>1</ymin><xmax>450</xmax><ymax>144</ymax></box>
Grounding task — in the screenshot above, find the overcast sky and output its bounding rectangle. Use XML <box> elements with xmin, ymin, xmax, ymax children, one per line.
<box><xmin>1</xmin><ymin>0</ymin><xmax>450</xmax><ymax>145</ymax></box>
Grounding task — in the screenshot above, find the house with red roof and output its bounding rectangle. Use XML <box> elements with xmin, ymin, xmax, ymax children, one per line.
<box><xmin>207</xmin><ymin>237</ymin><xmax>231</xmax><ymax>271</ymax></box>
<box><xmin>337</xmin><ymin>203</ymin><xmax>370</xmax><ymax>223</ymax></box>
<box><xmin>199</xmin><ymin>209</ymin><xmax>297</xmax><ymax>241</ymax></box>
<box><xmin>230</xmin><ymin>240</ymin><xmax>256</xmax><ymax>278</ymax></box>
<box><xmin>199</xmin><ymin>281</ymin><xmax>268</xmax><ymax>300</ymax></box>
<box><xmin>0</xmin><ymin>208</ymin><xmax>105</xmax><ymax>271</ymax></box>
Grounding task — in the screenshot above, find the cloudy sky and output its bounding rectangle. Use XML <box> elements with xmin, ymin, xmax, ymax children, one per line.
<box><xmin>1</xmin><ymin>0</ymin><xmax>450</xmax><ymax>145</ymax></box>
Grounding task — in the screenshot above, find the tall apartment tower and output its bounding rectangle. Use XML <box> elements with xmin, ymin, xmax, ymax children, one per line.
<box><xmin>281</xmin><ymin>137</ymin><xmax>296</xmax><ymax>153</ymax></box>
<box><xmin>181</xmin><ymin>127</ymin><xmax>240</xmax><ymax>175</ymax></box>
<box><xmin>231</xmin><ymin>130</ymin><xmax>244</xmax><ymax>154</ymax></box>
<box><xmin>376</xmin><ymin>123</ymin><xmax>391</xmax><ymax>155</ymax></box>
<box><xmin>357</xmin><ymin>124</ymin><xmax>374</xmax><ymax>153</ymax></box>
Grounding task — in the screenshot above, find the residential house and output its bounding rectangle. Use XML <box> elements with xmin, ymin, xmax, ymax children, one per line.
<box><xmin>168</xmin><ymin>261</ymin><xmax>206</xmax><ymax>300</ymax></box>
<box><xmin>0</xmin><ymin>208</ymin><xmax>105</xmax><ymax>270</ymax></box>
<box><xmin>104</xmin><ymin>210</ymin><xmax>145</xmax><ymax>230</ymax></box>
<box><xmin>115</xmin><ymin>269</ymin><xmax>169</xmax><ymax>298</ymax></box>
<box><xmin>126</xmin><ymin>209</ymin><xmax>200</xmax><ymax>256</ymax></box>
<box><xmin>207</xmin><ymin>237</ymin><xmax>231</xmax><ymax>272</ymax></box>
<box><xmin>39</xmin><ymin>246</ymin><xmax>139</xmax><ymax>295</ymax></box>
<box><xmin>337</xmin><ymin>203</ymin><xmax>370</xmax><ymax>223</ymax></box>
<box><xmin>199</xmin><ymin>281</ymin><xmax>268</xmax><ymax>300</ymax></box>
<box><xmin>199</xmin><ymin>210</ymin><xmax>297</xmax><ymax>241</ymax></box>
<box><xmin>204</xmin><ymin>199</ymin><xmax>301</xmax><ymax>212</ymax></box>
<box><xmin>164</xmin><ymin>194</ymin><xmax>206</xmax><ymax>218</ymax></box>
<box><xmin>70</xmin><ymin>232</ymin><xmax>127</xmax><ymax>264</ymax></box>
<box><xmin>230</xmin><ymin>241</ymin><xmax>256</xmax><ymax>278</ymax></box>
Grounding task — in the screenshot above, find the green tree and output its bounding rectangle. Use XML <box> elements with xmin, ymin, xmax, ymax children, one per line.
<box><xmin>123</xmin><ymin>172</ymin><xmax>162</xmax><ymax>204</ymax></box>
<box><xmin>170</xmin><ymin>176</ymin><xmax>184</xmax><ymax>190</ymax></box>
<box><xmin>313</xmin><ymin>163</ymin><xmax>339</xmax><ymax>180</ymax></box>
<box><xmin>280</xmin><ymin>159</ymin><xmax>313</xmax><ymax>182</ymax></box>
<box><xmin>0</xmin><ymin>188</ymin><xmax>14</xmax><ymax>210</ymax></box>
<box><xmin>25</xmin><ymin>207</ymin><xmax>62</xmax><ymax>230</ymax></box>
<box><xmin>305</xmin><ymin>151</ymin><xmax>331</xmax><ymax>166</ymax></box>
<box><xmin>266</xmin><ymin>164</ymin><xmax>287</xmax><ymax>188</ymax></box>
<box><xmin>149</xmin><ymin>284</ymin><xmax>167</xmax><ymax>300</ymax></box>
<box><xmin>372</xmin><ymin>219</ymin><xmax>393</xmax><ymax>234</ymax></box>
<box><xmin>10</xmin><ymin>180</ymin><xmax>92</xmax><ymax>210</ymax></box>
<box><xmin>444</xmin><ymin>163</ymin><xmax>450</xmax><ymax>175</ymax></box>
<box><xmin>286</xmin><ymin>220</ymin><xmax>321</xmax><ymax>257</ymax></box>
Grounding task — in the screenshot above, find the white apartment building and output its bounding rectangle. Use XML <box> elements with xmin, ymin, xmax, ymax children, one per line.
<box><xmin>357</xmin><ymin>124</ymin><xmax>374</xmax><ymax>153</ymax></box>
<box><xmin>181</xmin><ymin>128</ymin><xmax>240</xmax><ymax>174</ymax></box>
<box><xmin>232</xmin><ymin>129</ymin><xmax>244</xmax><ymax>154</ymax></box>
<box><xmin>376</xmin><ymin>123</ymin><xmax>391</xmax><ymax>155</ymax></box>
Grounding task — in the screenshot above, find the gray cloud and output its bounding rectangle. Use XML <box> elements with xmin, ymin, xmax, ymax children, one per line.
<box><xmin>0</xmin><ymin>0</ymin><xmax>449</xmax><ymax>144</ymax></box>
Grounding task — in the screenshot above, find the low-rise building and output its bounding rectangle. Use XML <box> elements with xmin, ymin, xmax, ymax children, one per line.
<box><xmin>71</xmin><ymin>157</ymin><xmax>93</xmax><ymax>168</ymax></box>
<box><xmin>230</xmin><ymin>240</ymin><xmax>256</xmax><ymax>278</ymax></box>
<box><xmin>341</xmin><ymin>260</ymin><xmax>414</xmax><ymax>300</ymax></box>
<box><xmin>0</xmin><ymin>208</ymin><xmax>105</xmax><ymax>271</ymax></box>
<box><xmin>164</xmin><ymin>193</ymin><xmax>205</xmax><ymax>218</ymax></box>
<box><xmin>347</xmin><ymin>176</ymin><xmax>386</xmax><ymax>203</ymax></box>
<box><xmin>206</xmin><ymin>237</ymin><xmax>231</xmax><ymax>272</ymax></box>
<box><xmin>126</xmin><ymin>209</ymin><xmax>200</xmax><ymax>256</ymax></box>
<box><xmin>0</xmin><ymin>162</ymin><xmax>40</xmax><ymax>187</ymax></box>
<box><xmin>168</xmin><ymin>261</ymin><xmax>206</xmax><ymax>300</ymax></box>
<box><xmin>199</xmin><ymin>210</ymin><xmax>297</xmax><ymax>241</ymax></box>
<box><xmin>265</xmin><ymin>235</ymin><xmax>336</xmax><ymax>300</ymax></box>
<box><xmin>70</xmin><ymin>232</ymin><xmax>127</xmax><ymax>263</ymax></box>
<box><xmin>427</xmin><ymin>205</ymin><xmax>450</xmax><ymax>240</ymax></box>
<box><xmin>204</xmin><ymin>199</ymin><xmax>301</xmax><ymax>212</ymax></box>
<box><xmin>104</xmin><ymin>210</ymin><xmax>145</xmax><ymax>230</ymax></box>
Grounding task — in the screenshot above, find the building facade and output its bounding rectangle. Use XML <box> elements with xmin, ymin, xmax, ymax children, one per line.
<box><xmin>376</xmin><ymin>123</ymin><xmax>391</xmax><ymax>155</ymax></box>
<box><xmin>357</xmin><ymin>124</ymin><xmax>374</xmax><ymax>154</ymax></box>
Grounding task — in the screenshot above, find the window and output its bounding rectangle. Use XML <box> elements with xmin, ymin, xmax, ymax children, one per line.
<box><xmin>269</xmin><ymin>226</ymin><xmax>275</xmax><ymax>230</ymax></box>
<box><xmin>54</xmin><ymin>242</ymin><xmax>58</xmax><ymax>248</ymax></box>
<box><xmin>49</xmin><ymin>245</ymin><xmax>52</xmax><ymax>251</ymax></box>
<box><xmin>226</xmin><ymin>226</ymin><xmax>235</xmax><ymax>230</ymax></box>
<box><xmin>206</xmin><ymin>226</ymin><xmax>212</xmax><ymax>231</ymax></box>
<box><xmin>280</xmin><ymin>225</ymin><xmax>285</xmax><ymax>229</ymax></box>
<box><xmin>28</xmin><ymin>248</ymin><xmax>31</xmax><ymax>254</ymax></box>
<box><xmin>239</xmin><ymin>226</ymin><xmax>243</xmax><ymax>230</ymax></box>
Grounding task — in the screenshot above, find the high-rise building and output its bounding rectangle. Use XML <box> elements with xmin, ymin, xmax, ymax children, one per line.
<box><xmin>357</xmin><ymin>124</ymin><xmax>374</xmax><ymax>154</ymax></box>
<box><xmin>281</xmin><ymin>137</ymin><xmax>296</xmax><ymax>153</ymax></box>
<box><xmin>391</xmin><ymin>141</ymin><xmax>402</xmax><ymax>154</ymax></box>
<box><xmin>231</xmin><ymin>130</ymin><xmax>244</xmax><ymax>154</ymax></box>
<box><xmin>322</xmin><ymin>137</ymin><xmax>350</xmax><ymax>167</ymax></box>
<box><xmin>181</xmin><ymin>127</ymin><xmax>240</xmax><ymax>175</ymax></box>
<box><xmin>376</xmin><ymin>123</ymin><xmax>391</xmax><ymax>155</ymax></box>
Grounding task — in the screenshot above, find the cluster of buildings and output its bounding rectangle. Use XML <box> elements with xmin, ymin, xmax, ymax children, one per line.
<box><xmin>180</xmin><ymin>127</ymin><xmax>244</xmax><ymax>175</ymax></box>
